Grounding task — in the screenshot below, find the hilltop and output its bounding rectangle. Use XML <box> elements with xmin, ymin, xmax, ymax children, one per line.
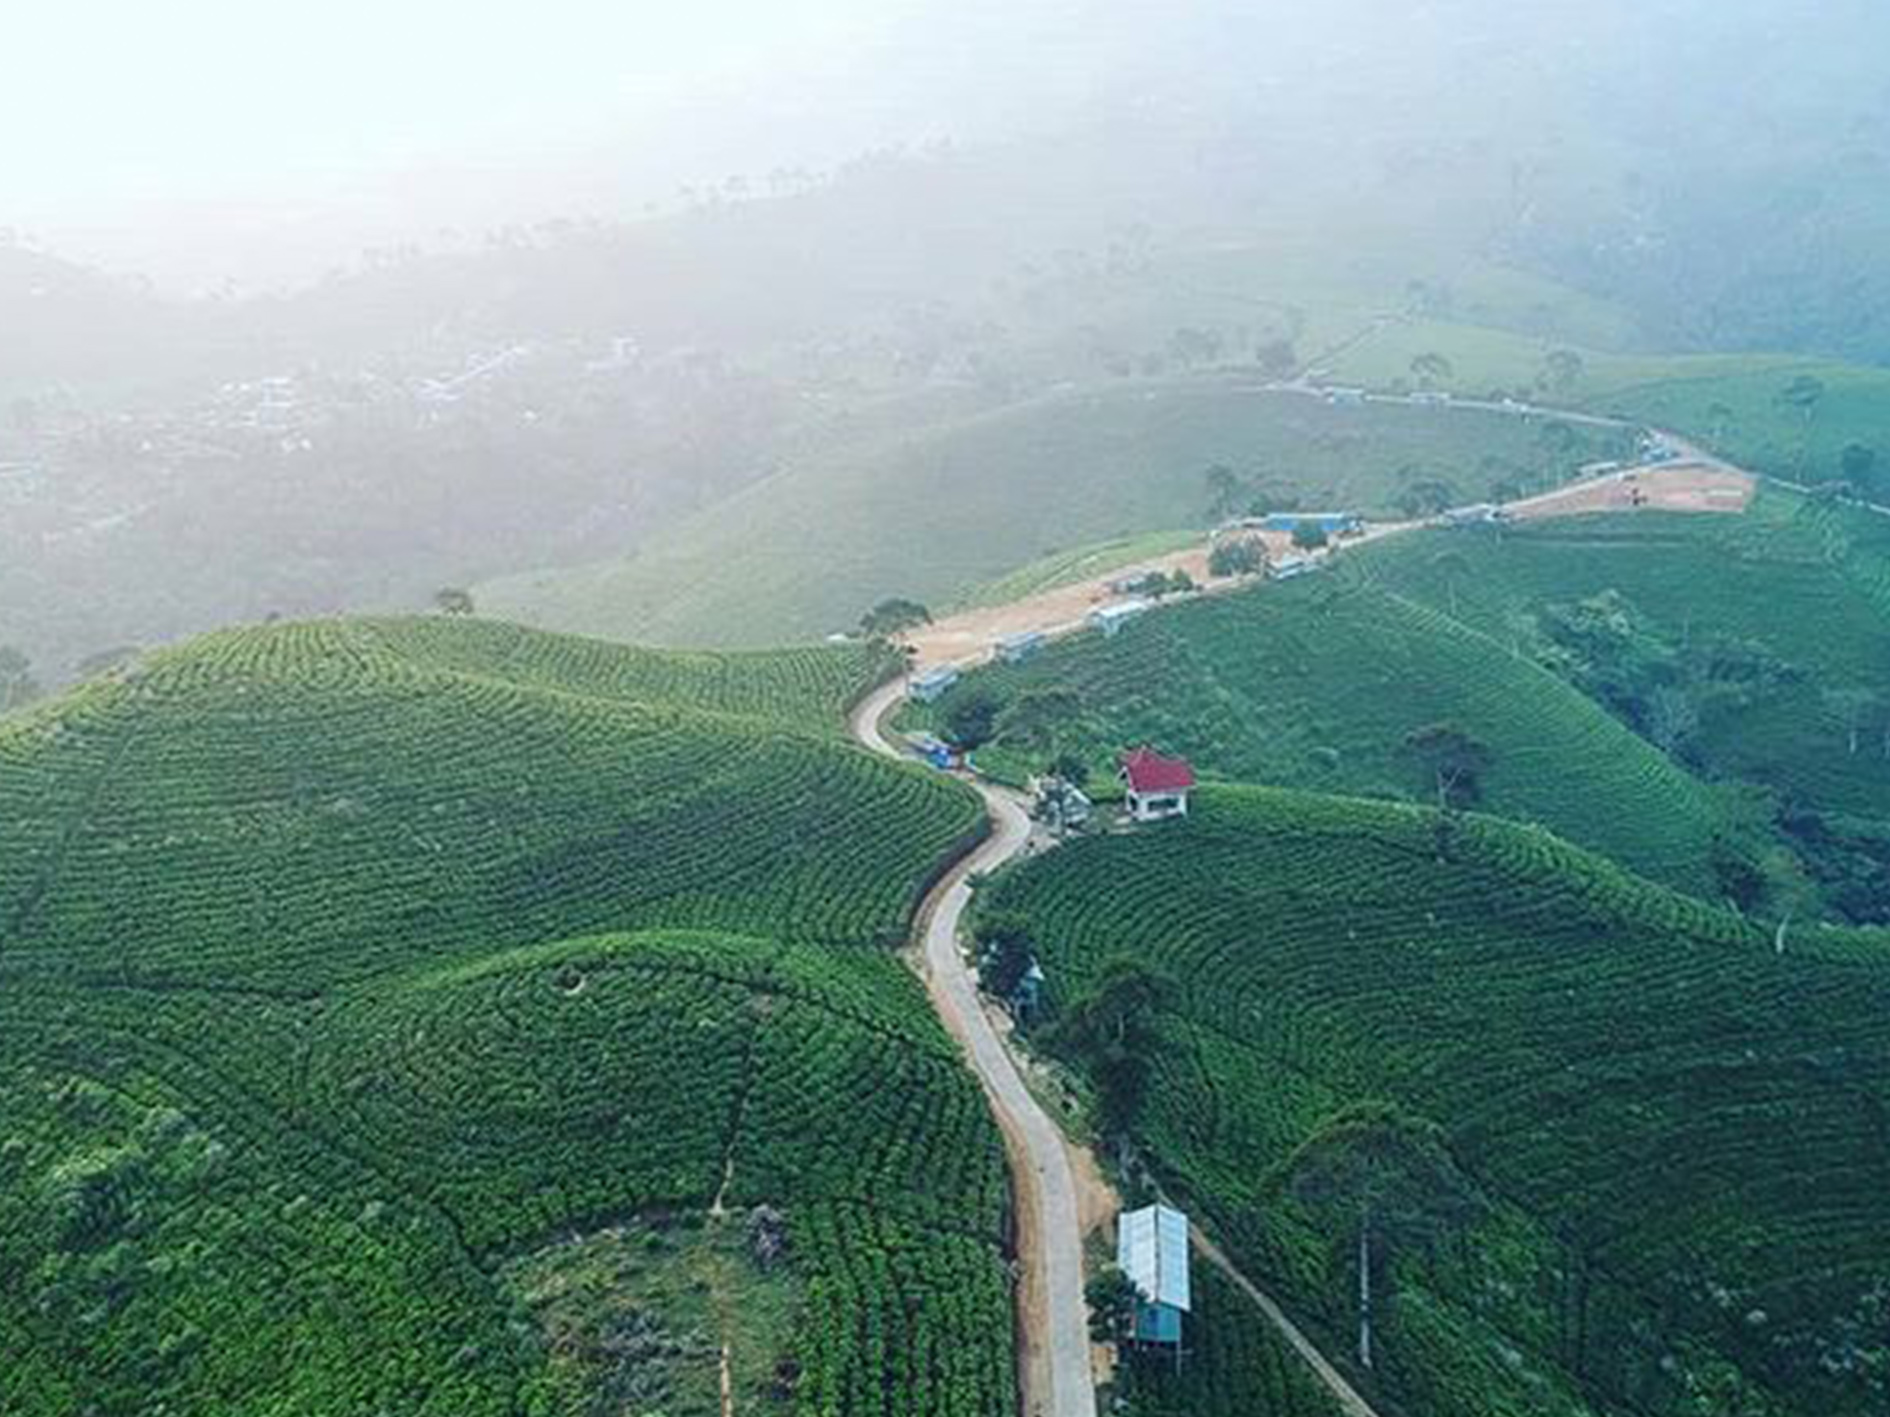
<box><xmin>984</xmin><ymin>784</ymin><xmax>1890</xmax><ymax>1417</ymax></box>
<box><xmin>481</xmin><ymin>382</ymin><xmax>1629</xmax><ymax>649</ymax></box>
<box><xmin>0</xmin><ymin>617</ymin><xmax>1016</xmax><ymax>1416</ymax></box>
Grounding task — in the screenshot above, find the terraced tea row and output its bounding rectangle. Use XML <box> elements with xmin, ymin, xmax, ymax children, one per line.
<box><xmin>0</xmin><ymin>621</ymin><xmax>979</xmax><ymax>990</ymax></box>
<box><xmin>986</xmin><ymin>786</ymin><xmax>1890</xmax><ymax>1417</ymax></box>
<box><xmin>0</xmin><ymin>620</ymin><xmax>1012</xmax><ymax>1416</ymax></box>
<box><xmin>914</xmin><ymin>561</ymin><xmax>1726</xmax><ymax>896</ymax></box>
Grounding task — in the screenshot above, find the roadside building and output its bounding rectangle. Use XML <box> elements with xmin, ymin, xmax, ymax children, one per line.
<box><xmin>1268</xmin><ymin>554</ymin><xmax>1321</xmax><ymax>581</ymax></box>
<box><xmin>1119</xmin><ymin>747</ymin><xmax>1195</xmax><ymax>821</ymax></box>
<box><xmin>1117</xmin><ymin>1203</ymin><xmax>1192</xmax><ymax>1347</ymax></box>
<box><xmin>1258</xmin><ymin>511</ymin><xmax>1363</xmax><ymax>538</ymax></box>
<box><xmin>1323</xmin><ymin>386</ymin><xmax>1367</xmax><ymax>406</ymax></box>
<box><xmin>908</xmin><ymin>666</ymin><xmax>959</xmax><ymax>704</ymax></box>
<box><xmin>1087</xmin><ymin>599</ymin><xmax>1151</xmax><ymax>638</ymax></box>
<box><xmin>995</xmin><ymin>630</ymin><xmax>1046</xmax><ymax>664</ymax></box>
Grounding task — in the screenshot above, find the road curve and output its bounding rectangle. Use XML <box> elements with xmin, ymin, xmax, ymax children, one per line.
<box><xmin>850</xmin><ymin>677</ymin><xmax>1097</xmax><ymax>1417</ymax></box>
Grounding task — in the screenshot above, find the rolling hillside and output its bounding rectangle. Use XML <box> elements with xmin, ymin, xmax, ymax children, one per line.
<box><xmin>986</xmin><ymin>785</ymin><xmax>1890</xmax><ymax>1417</ymax></box>
<box><xmin>906</xmin><ymin>556</ymin><xmax>1733</xmax><ymax>899</ymax></box>
<box><xmin>480</xmin><ymin>382</ymin><xmax>1630</xmax><ymax>649</ymax></box>
<box><xmin>0</xmin><ymin>618</ymin><xmax>1015</xmax><ymax>1416</ymax></box>
<box><xmin>1356</xmin><ymin>492</ymin><xmax>1890</xmax><ymax>921</ymax></box>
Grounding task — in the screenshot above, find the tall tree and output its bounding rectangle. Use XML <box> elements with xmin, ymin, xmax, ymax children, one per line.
<box><xmin>433</xmin><ymin>587</ymin><xmax>475</xmax><ymax>616</ymax></box>
<box><xmin>858</xmin><ymin>597</ymin><xmax>931</xmax><ymax>641</ymax></box>
<box><xmin>1409</xmin><ymin>351</ymin><xmax>1454</xmax><ymax>390</ymax></box>
<box><xmin>0</xmin><ymin>646</ymin><xmax>39</xmax><ymax>713</ymax></box>
<box><xmin>1402</xmin><ymin>722</ymin><xmax>1493</xmax><ymax>810</ymax></box>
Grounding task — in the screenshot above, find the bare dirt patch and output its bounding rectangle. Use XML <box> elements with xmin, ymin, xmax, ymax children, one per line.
<box><xmin>1508</xmin><ymin>460</ymin><xmax>1755</xmax><ymax>522</ymax></box>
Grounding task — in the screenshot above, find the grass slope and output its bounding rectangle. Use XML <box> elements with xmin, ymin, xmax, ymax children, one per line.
<box><xmin>481</xmin><ymin>382</ymin><xmax>1628</xmax><ymax>649</ymax></box>
<box><xmin>912</xmin><ymin>561</ymin><xmax>1729</xmax><ymax>897</ymax></box>
<box><xmin>987</xmin><ymin>785</ymin><xmax>1890</xmax><ymax>1417</ymax></box>
<box><xmin>1358</xmin><ymin>492</ymin><xmax>1890</xmax><ymax>917</ymax></box>
<box><xmin>0</xmin><ymin>618</ymin><xmax>1014</xmax><ymax>1416</ymax></box>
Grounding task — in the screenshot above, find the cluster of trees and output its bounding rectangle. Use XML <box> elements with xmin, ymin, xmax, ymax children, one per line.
<box><xmin>1534</xmin><ymin>590</ymin><xmax>1799</xmax><ymax>765</ymax></box>
<box><xmin>1118</xmin><ymin>568</ymin><xmax>1196</xmax><ymax>600</ymax></box>
<box><xmin>1207</xmin><ymin>535</ymin><xmax>1266</xmax><ymax>578</ymax></box>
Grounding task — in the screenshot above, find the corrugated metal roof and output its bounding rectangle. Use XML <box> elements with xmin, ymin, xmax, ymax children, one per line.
<box><xmin>1116</xmin><ymin>1204</ymin><xmax>1191</xmax><ymax>1311</ymax></box>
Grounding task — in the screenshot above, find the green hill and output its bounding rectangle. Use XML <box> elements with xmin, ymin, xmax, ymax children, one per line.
<box><xmin>907</xmin><ymin>560</ymin><xmax>1732</xmax><ymax>899</ymax></box>
<box><xmin>1355</xmin><ymin>492</ymin><xmax>1890</xmax><ymax>920</ymax></box>
<box><xmin>480</xmin><ymin>382</ymin><xmax>1630</xmax><ymax>649</ymax></box>
<box><xmin>0</xmin><ymin>618</ymin><xmax>1014</xmax><ymax>1416</ymax></box>
<box><xmin>985</xmin><ymin>785</ymin><xmax>1890</xmax><ymax>1417</ymax></box>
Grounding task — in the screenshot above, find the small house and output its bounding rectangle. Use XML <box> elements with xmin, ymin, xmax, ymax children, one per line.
<box><xmin>1088</xmin><ymin>599</ymin><xmax>1151</xmax><ymax>638</ymax></box>
<box><xmin>1119</xmin><ymin>747</ymin><xmax>1195</xmax><ymax>822</ymax></box>
<box><xmin>1117</xmin><ymin>1203</ymin><xmax>1192</xmax><ymax>1346</ymax></box>
<box><xmin>1258</xmin><ymin>511</ymin><xmax>1363</xmax><ymax>538</ymax></box>
<box><xmin>996</xmin><ymin>630</ymin><xmax>1046</xmax><ymax>664</ymax></box>
<box><xmin>908</xmin><ymin>666</ymin><xmax>959</xmax><ymax>703</ymax></box>
<box><xmin>1323</xmin><ymin>386</ymin><xmax>1367</xmax><ymax>406</ymax></box>
<box><xmin>1268</xmin><ymin>554</ymin><xmax>1321</xmax><ymax>581</ymax></box>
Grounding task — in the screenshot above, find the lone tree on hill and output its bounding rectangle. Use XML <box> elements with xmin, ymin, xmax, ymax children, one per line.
<box><xmin>1204</xmin><ymin>462</ymin><xmax>1244</xmax><ymax>520</ymax></box>
<box><xmin>1779</xmin><ymin>373</ymin><xmax>1826</xmax><ymax>426</ymax></box>
<box><xmin>1410</xmin><ymin>351</ymin><xmax>1454</xmax><ymax>390</ymax></box>
<box><xmin>1540</xmin><ymin>348</ymin><xmax>1585</xmax><ymax>392</ymax></box>
<box><xmin>1403</xmin><ymin>722</ymin><xmax>1493</xmax><ymax>811</ymax></box>
<box><xmin>434</xmin><ymin>587</ymin><xmax>475</xmax><ymax>616</ymax></box>
<box><xmin>1840</xmin><ymin>442</ymin><xmax>1879</xmax><ymax>497</ymax></box>
<box><xmin>859</xmin><ymin>597</ymin><xmax>931</xmax><ymax>641</ymax></box>
<box><xmin>0</xmin><ymin>646</ymin><xmax>39</xmax><ymax>713</ymax></box>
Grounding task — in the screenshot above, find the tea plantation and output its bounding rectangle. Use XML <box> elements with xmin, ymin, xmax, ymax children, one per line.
<box><xmin>481</xmin><ymin>381</ymin><xmax>1630</xmax><ymax>649</ymax></box>
<box><xmin>912</xmin><ymin>560</ymin><xmax>1730</xmax><ymax>898</ymax></box>
<box><xmin>1358</xmin><ymin>489</ymin><xmax>1890</xmax><ymax>920</ymax></box>
<box><xmin>0</xmin><ymin>618</ymin><xmax>1015</xmax><ymax>1415</ymax></box>
<box><xmin>986</xmin><ymin>785</ymin><xmax>1890</xmax><ymax>1417</ymax></box>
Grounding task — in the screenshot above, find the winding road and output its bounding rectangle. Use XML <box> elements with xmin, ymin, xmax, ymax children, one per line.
<box><xmin>849</xmin><ymin>678</ymin><xmax>1096</xmax><ymax>1417</ymax></box>
<box><xmin>843</xmin><ymin>434</ymin><xmax>1762</xmax><ymax>1417</ymax></box>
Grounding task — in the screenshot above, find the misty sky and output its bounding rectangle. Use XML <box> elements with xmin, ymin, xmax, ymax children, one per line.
<box><xmin>4</xmin><ymin>0</ymin><xmax>1156</xmax><ymax>289</ymax></box>
<box><xmin>5</xmin><ymin>0</ymin><xmax>1851</xmax><ymax>292</ymax></box>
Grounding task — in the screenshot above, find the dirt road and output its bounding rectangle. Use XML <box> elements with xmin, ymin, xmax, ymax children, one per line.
<box><xmin>850</xmin><ymin>678</ymin><xmax>1098</xmax><ymax>1417</ymax></box>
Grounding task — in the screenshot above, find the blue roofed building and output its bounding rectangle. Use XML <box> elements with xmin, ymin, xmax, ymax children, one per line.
<box><xmin>1258</xmin><ymin>510</ymin><xmax>1363</xmax><ymax>537</ymax></box>
<box><xmin>1117</xmin><ymin>1203</ymin><xmax>1192</xmax><ymax>1346</ymax></box>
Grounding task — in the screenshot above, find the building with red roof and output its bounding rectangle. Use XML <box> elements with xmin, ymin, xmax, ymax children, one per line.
<box><xmin>1119</xmin><ymin>747</ymin><xmax>1195</xmax><ymax>822</ymax></box>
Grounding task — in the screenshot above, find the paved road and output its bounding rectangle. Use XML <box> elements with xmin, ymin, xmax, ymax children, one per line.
<box><xmin>850</xmin><ymin>678</ymin><xmax>1096</xmax><ymax>1417</ymax></box>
